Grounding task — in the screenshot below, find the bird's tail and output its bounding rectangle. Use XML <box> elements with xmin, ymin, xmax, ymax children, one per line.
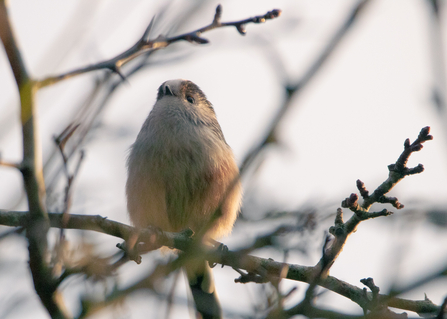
<box><xmin>186</xmin><ymin>261</ymin><xmax>222</xmax><ymax>319</ymax></box>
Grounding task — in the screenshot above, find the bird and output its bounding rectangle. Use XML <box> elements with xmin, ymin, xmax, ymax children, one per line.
<box><xmin>126</xmin><ymin>79</ymin><xmax>242</xmax><ymax>319</ymax></box>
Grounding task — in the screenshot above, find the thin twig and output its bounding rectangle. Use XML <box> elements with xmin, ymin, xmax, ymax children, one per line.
<box><xmin>239</xmin><ymin>0</ymin><xmax>371</xmax><ymax>175</ymax></box>
<box><xmin>314</xmin><ymin>127</ymin><xmax>433</xmax><ymax>282</ymax></box>
<box><xmin>0</xmin><ymin>160</ymin><xmax>21</xmax><ymax>169</ymax></box>
<box><xmin>36</xmin><ymin>5</ymin><xmax>281</xmax><ymax>89</ymax></box>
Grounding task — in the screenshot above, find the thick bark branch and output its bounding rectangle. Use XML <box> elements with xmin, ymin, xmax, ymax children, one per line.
<box><xmin>0</xmin><ymin>210</ymin><xmax>439</xmax><ymax>315</ymax></box>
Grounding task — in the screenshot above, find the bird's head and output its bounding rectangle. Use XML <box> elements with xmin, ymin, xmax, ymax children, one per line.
<box><xmin>156</xmin><ymin>79</ymin><xmax>217</xmax><ymax>119</ymax></box>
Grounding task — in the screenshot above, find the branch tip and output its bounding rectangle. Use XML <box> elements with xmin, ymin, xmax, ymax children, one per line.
<box><xmin>377</xmin><ymin>196</ymin><xmax>404</xmax><ymax>209</ymax></box>
<box><xmin>185</xmin><ymin>34</ymin><xmax>209</xmax><ymax>44</ymax></box>
<box><xmin>407</xmin><ymin>164</ymin><xmax>424</xmax><ymax>175</ymax></box>
<box><xmin>334</xmin><ymin>208</ymin><xmax>344</xmax><ymax>226</ymax></box>
<box><xmin>356</xmin><ymin>179</ymin><xmax>369</xmax><ymax>198</ymax></box>
<box><xmin>236</xmin><ymin>24</ymin><xmax>246</xmax><ymax>35</ymax></box>
<box><xmin>270</xmin><ymin>9</ymin><xmax>282</xmax><ymax>19</ymax></box>
<box><xmin>341</xmin><ymin>193</ymin><xmax>358</xmax><ymax>209</ymax></box>
<box><xmin>214</xmin><ymin>4</ymin><xmax>223</xmax><ymax>24</ymax></box>
<box><xmin>404</xmin><ymin>138</ymin><xmax>410</xmax><ymax>149</ymax></box>
<box><xmin>361</xmin><ymin>277</ymin><xmax>380</xmax><ymax>295</ymax></box>
<box><xmin>418</xmin><ymin>126</ymin><xmax>432</xmax><ymax>141</ymax></box>
<box><xmin>260</xmin><ymin>9</ymin><xmax>282</xmax><ymax>22</ymax></box>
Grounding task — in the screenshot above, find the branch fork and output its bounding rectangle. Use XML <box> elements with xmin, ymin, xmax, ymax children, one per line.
<box><xmin>316</xmin><ymin>127</ymin><xmax>433</xmax><ymax>285</ymax></box>
<box><xmin>36</xmin><ymin>5</ymin><xmax>281</xmax><ymax>88</ymax></box>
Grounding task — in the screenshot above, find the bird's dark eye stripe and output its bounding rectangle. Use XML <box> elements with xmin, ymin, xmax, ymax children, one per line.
<box><xmin>186</xmin><ymin>96</ymin><xmax>195</xmax><ymax>104</ymax></box>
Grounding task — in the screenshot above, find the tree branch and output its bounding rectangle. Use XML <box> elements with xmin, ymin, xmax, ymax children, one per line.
<box><xmin>239</xmin><ymin>0</ymin><xmax>371</xmax><ymax>176</ymax></box>
<box><xmin>299</xmin><ymin>126</ymin><xmax>434</xmax><ymax>317</ymax></box>
<box><xmin>0</xmin><ymin>122</ymin><xmax>436</xmax><ymax>317</ymax></box>
<box><xmin>0</xmin><ymin>209</ymin><xmax>439</xmax><ymax>315</ymax></box>
<box><xmin>362</xmin><ymin>126</ymin><xmax>433</xmax><ymax>210</ymax></box>
<box><xmin>36</xmin><ymin>5</ymin><xmax>281</xmax><ymax>89</ymax></box>
<box><xmin>0</xmin><ymin>1</ymin><xmax>65</xmax><ymax>317</ymax></box>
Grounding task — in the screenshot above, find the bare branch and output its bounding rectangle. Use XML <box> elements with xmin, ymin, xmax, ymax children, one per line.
<box><xmin>313</xmin><ymin>127</ymin><xmax>433</xmax><ymax>292</ymax></box>
<box><xmin>285</xmin><ymin>302</ymin><xmax>363</xmax><ymax>319</ymax></box>
<box><xmin>0</xmin><ymin>159</ymin><xmax>20</xmax><ymax>169</ymax></box>
<box><xmin>0</xmin><ymin>1</ymin><xmax>66</xmax><ymax>317</ymax></box>
<box><xmin>0</xmin><ymin>123</ymin><xmax>435</xmax><ymax>317</ymax></box>
<box><xmin>360</xmin><ymin>278</ymin><xmax>410</xmax><ymax>318</ymax></box>
<box><xmin>36</xmin><ymin>5</ymin><xmax>281</xmax><ymax>89</ymax></box>
<box><xmin>363</xmin><ymin>126</ymin><xmax>433</xmax><ymax>210</ymax></box>
<box><xmin>239</xmin><ymin>0</ymin><xmax>371</xmax><ymax>176</ymax></box>
<box><xmin>0</xmin><ymin>209</ymin><xmax>440</xmax><ymax>315</ymax></box>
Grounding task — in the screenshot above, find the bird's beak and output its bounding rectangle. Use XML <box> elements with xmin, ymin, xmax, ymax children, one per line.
<box><xmin>164</xmin><ymin>84</ymin><xmax>174</xmax><ymax>96</ymax></box>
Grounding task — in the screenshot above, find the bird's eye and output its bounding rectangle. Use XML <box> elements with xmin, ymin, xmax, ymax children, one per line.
<box><xmin>186</xmin><ymin>96</ymin><xmax>195</xmax><ymax>104</ymax></box>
